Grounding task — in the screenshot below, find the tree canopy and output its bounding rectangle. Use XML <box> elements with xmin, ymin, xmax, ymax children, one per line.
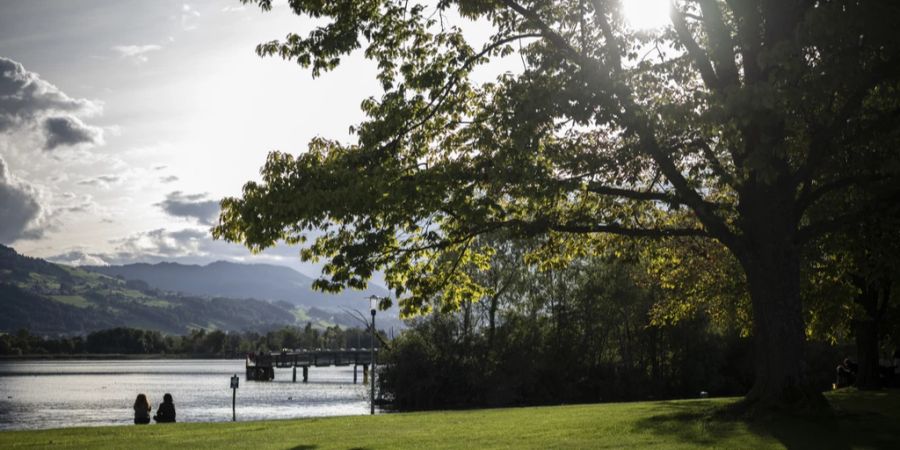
<box><xmin>215</xmin><ymin>0</ymin><xmax>900</xmax><ymax>411</ymax></box>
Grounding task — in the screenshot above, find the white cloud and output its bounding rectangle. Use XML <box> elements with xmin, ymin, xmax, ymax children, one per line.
<box><xmin>112</xmin><ymin>44</ymin><xmax>163</xmax><ymax>64</ymax></box>
<box><xmin>0</xmin><ymin>57</ymin><xmax>103</xmax><ymax>148</ymax></box>
<box><xmin>76</xmin><ymin>175</ymin><xmax>122</xmax><ymax>189</ymax></box>
<box><xmin>181</xmin><ymin>3</ymin><xmax>201</xmax><ymax>30</ymax></box>
<box><xmin>47</xmin><ymin>248</ymin><xmax>110</xmax><ymax>266</ymax></box>
<box><xmin>0</xmin><ymin>156</ymin><xmax>50</xmax><ymax>243</ymax></box>
<box><xmin>48</xmin><ymin>227</ymin><xmax>306</xmax><ymax>270</ymax></box>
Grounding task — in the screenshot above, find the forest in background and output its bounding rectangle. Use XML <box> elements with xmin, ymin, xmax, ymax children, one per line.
<box><xmin>379</xmin><ymin>234</ymin><xmax>894</xmax><ymax>409</ymax></box>
<box><xmin>0</xmin><ymin>323</ymin><xmax>380</xmax><ymax>357</ymax></box>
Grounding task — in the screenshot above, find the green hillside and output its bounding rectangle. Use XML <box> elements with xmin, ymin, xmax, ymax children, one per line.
<box><xmin>0</xmin><ymin>245</ymin><xmax>313</xmax><ymax>335</ymax></box>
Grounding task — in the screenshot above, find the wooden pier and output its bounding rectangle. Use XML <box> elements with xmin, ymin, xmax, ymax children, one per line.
<box><xmin>245</xmin><ymin>349</ymin><xmax>377</xmax><ymax>383</ymax></box>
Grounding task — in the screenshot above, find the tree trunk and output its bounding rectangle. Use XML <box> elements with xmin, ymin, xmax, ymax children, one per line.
<box><xmin>733</xmin><ymin>193</ymin><xmax>829</xmax><ymax>413</ymax></box>
<box><xmin>488</xmin><ymin>293</ymin><xmax>498</xmax><ymax>348</ymax></box>
<box><xmin>851</xmin><ymin>276</ymin><xmax>887</xmax><ymax>390</ymax></box>
<box><xmin>740</xmin><ymin>244</ymin><xmax>827</xmax><ymax>412</ymax></box>
<box><xmin>853</xmin><ymin>318</ymin><xmax>880</xmax><ymax>389</ymax></box>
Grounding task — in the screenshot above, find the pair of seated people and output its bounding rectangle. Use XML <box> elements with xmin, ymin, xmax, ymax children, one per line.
<box><xmin>133</xmin><ymin>393</ymin><xmax>176</xmax><ymax>424</ymax></box>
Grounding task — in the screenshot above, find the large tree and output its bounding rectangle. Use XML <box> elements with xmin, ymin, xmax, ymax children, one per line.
<box><xmin>215</xmin><ymin>0</ymin><xmax>900</xmax><ymax>411</ymax></box>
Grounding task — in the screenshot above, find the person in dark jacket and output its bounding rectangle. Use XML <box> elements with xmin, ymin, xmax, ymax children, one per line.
<box><xmin>134</xmin><ymin>393</ymin><xmax>151</xmax><ymax>425</ymax></box>
<box><xmin>153</xmin><ymin>393</ymin><xmax>176</xmax><ymax>423</ymax></box>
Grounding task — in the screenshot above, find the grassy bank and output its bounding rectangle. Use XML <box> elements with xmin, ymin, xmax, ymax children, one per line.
<box><xmin>2</xmin><ymin>389</ymin><xmax>898</xmax><ymax>449</ymax></box>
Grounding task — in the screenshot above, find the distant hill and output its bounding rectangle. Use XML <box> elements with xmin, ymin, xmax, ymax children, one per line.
<box><xmin>84</xmin><ymin>261</ymin><xmax>390</xmax><ymax>311</ymax></box>
<box><xmin>0</xmin><ymin>245</ymin><xmax>356</xmax><ymax>335</ymax></box>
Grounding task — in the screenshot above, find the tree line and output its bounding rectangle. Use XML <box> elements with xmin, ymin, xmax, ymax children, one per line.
<box><xmin>378</xmin><ymin>235</ymin><xmax>889</xmax><ymax>410</ymax></box>
<box><xmin>0</xmin><ymin>323</ymin><xmax>377</xmax><ymax>357</ymax></box>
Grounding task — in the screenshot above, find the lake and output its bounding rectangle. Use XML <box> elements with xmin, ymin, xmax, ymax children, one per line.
<box><xmin>0</xmin><ymin>359</ymin><xmax>373</xmax><ymax>430</ymax></box>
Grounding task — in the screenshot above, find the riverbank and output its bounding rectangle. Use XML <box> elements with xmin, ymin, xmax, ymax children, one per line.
<box><xmin>0</xmin><ymin>354</ymin><xmax>243</xmax><ymax>361</ymax></box>
<box><xmin>1</xmin><ymin>389</ymin><xmax>897</xmax><ymax>449</ymax></box>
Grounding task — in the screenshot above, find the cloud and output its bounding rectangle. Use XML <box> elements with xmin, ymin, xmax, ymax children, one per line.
<box><xmin>181</xmin><ymin>3</ymin><xmax>201</xmax><ymax>30</ymax></box>
<box><xmin>156</xmin><ymin>191</ymin><xmax>220</xmax><ymax>225</ymax></box>
<box><xmin>221</xmin><ymin>5</ymin><xmax>246</xmax><ymax>13</ymax></box>
<box><xmin>0</xmin><ymin>57</ymin><xmax>103</xmax><ymax>151</ymax></box>
<box><xmin>43</xmin><ymin>116</ymin><xmax>104</xmax><ymax>150</ymax></box>
<box><xmin>60</xmin><ymin>193</ymin><xmax>101</xmax><ymax>215</ymax></box>
<box><xmin>46</xmin><ymin>228</ymin><xmax>333</xmax><ymax>282</ymax></box>
<box><xmin>0</xmin><ymin>156</ymin><xmax>49</xmax><ymax>243</ymax></box>
<box><xmin>112</xmin><ymin>228</ymin><xmax>209</xmax><ymax>259</ymax></box>
<box><xmin>76</xmin><ymin>175</ymin><xmax>121</xmax><ymax>188</ymax></box>
<box><xmin>67</xmin><ymin>228</ymin><xmax>267</xmax><ymax>266</ymax></box>
<box><xmin>112</xmin><ymin>44</ymin><xmax>162</xmax><ymax>64</ymax></box>
<box><xmin>49</xmin><ymin>228</ymin><xmax>300</xmax><ymax>266</ymax></box>
<box><xmin>159</xmin><ymin>175</ymin><xmax>179</xmax><ymax>183</ymax></box>
<box><xmin>47</xmin><ymin>249</ymin><xmax>110</xmax><ymax>266</ymax></box>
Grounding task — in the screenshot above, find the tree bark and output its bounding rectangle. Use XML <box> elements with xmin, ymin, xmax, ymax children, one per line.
<box><xmin>734</xmin><ymin>193</ymin><xmax>829</xmax><ymax>413</ymax></box>
<box><xmin>853</xmin><ymin>318</ymin><xmax>880</xmax><ymax>389</ymax></box>
<box><xmin>851</xmin><ymin>276</ymin><xmax>888</xmax><ymax>390</ymax></box>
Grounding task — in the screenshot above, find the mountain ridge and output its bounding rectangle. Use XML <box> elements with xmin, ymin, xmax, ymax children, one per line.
<box><xmin>0</xmin><ymin>245</ymin><xmax>399</xmax><ymax>335</ymax></box>
<box><xmin>83</xmin><ymin>260</ymin><xmax>390</xmax><ymax>311</ymax></box>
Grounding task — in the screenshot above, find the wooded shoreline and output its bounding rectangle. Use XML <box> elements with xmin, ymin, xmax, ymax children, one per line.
<box><xmin>0</xmin><ymin>354</ymin><xmax>243</xmax><ymax>361</ymax></box>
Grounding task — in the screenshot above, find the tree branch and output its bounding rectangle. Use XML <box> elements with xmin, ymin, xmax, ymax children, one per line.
<box><xmin>500</xmin><ymin>0</ymin><xmax>737</xmax><ymax>248</ymax></box>
<box><xmin>698</xmin><ymin>0</ymin><xmax>740</xmax><ymax>88</ymax></box>
<box><xmin>391</xmin><ymin>32</ymin><xmax>543</xmax><ymax>145</ymax></box>
<box><xmin>800</xmin><ymin>60</ymin><xmax>900</xmax><ymax>187</ymax></box>
<box><xmin>795</xmin><ymin>173</ymin><xmax>894</xmax><ymax>218</ymax></box>
<box><xmin>499</xmin><ymin>217</ymin><xmax>707</xmax><ymax>238</ymax></box>
<box><xmin>669</xmin><ymin>1</ymin><xmax>721</xmax><ymax>92</ymax></box>
<box><xmin>797</xmin><ymin>190</ymin><xmax>900</xmax><ymax>244</ymax></box>
<box><xmin>725</xmin><ymin>0</ymin><xmax>762</xmax><ymax>83</ymax></box>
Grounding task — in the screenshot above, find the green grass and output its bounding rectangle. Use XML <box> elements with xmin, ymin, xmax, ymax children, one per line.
<box><xmin>1</xmin><ymin>389</ymin><xmax>898</xmax><ymax>449</ymax></box>
<box><xmin>48</xmin><ymin>295</ymin><xmax>90</xmax><ymax>308</ymax></box>
<box><xmin>138</xmin><ymin>299</ymin><xmax>172</xmax><ymax>307</ymax></box>
<box><xmin>26</xmin><ymin>273</ymin><xmax>60</xmax><ymax>290</ymax></box>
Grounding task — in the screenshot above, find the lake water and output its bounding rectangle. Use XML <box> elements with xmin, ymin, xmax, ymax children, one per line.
<box><xmin>0</xmin><ymin>359</ymin><xmax>373</xmax><ymax>430</ymax></box>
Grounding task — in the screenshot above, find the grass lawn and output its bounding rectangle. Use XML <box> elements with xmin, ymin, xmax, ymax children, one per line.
<box><xmin>1</xmin><ymin>389</ymin><xmax>897</xmax><ymax>449</ymax></box>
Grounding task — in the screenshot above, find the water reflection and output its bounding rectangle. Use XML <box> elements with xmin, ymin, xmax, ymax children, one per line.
<box><xmin>0</xmin><ymin>360</ymin><xmax>372</xmax><ymax>430</ymax></box>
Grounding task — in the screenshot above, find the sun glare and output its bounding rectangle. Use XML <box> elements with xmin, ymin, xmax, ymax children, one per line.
<box><xmin>621</xmin><ymin>0</ymin><xmax>671</xmax><ymax>30</ymax></box>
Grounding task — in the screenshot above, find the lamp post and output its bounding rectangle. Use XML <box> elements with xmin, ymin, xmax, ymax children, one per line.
<box><xmin>369</xmin><ymin>295</ymin><xmax>377</xmax><ymax>415</ymax></box>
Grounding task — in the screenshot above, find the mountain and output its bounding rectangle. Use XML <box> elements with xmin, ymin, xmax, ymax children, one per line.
<box><xmin>0</xmin><ymin>245</ymin><xmax>339</xmax><ymax>335</ymax></box>
<box><xmin>84</xmin><ymin>261</ymin><xmax>390</xmax><ymax>311</ymax></box>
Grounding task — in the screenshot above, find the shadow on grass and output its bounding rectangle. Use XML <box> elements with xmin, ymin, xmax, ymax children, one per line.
<box><xmin>633</xmin><ymin>401</ymin><xmax>746</xmax><ymax>447</ymax></box>
<box><xmin>286</xmin><ymin>446</ymin><xmax>369</xmax><ymax>450</ymax></box>
<box><xmin>635</xmin><ymin>392</ymin><xmax>900</xmax><ymax>450</ymax></box>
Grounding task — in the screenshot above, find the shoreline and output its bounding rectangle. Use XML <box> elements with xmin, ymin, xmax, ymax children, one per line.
<box><xmin>0</xmin><ymin>354</ymin><xmax>243</xmax><ymax>361</ymax></box>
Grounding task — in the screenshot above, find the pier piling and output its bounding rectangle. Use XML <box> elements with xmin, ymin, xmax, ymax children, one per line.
<box><xmin>245</xmin><ymin>349</ymin><xmax>376</xmax><ymax>383</ymax></box>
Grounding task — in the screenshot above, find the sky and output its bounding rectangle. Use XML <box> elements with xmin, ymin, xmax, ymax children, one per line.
<box><xmin>0</xmin><ymin>0</ymin><xmax>667</xmax><ymax>281</ymax></box>
<box><xmin>0</xmin><ymin>0</ymin><xmax>384</xmax><ymax>278</ymax></box>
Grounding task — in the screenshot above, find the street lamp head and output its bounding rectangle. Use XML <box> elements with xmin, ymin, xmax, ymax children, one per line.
<box><xmin>368</xmin><ymin>295</ymin><xmax>378</xmax><ymax>315</ymax></box>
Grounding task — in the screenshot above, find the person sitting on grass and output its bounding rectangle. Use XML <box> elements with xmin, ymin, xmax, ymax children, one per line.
<box><xmin>836</xmin><ymin>358</ymin><xmax>857</xmax><ymax>388</ymax></box>
<box><xmin>153</xmin><ymin>393</ymin><xmax>176</xmax><ymax>423</ymax></box>
<box><xmin>133</xmin><ymin>394</ymin><xmax>152</xmax><ymax>425</ymax></box>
